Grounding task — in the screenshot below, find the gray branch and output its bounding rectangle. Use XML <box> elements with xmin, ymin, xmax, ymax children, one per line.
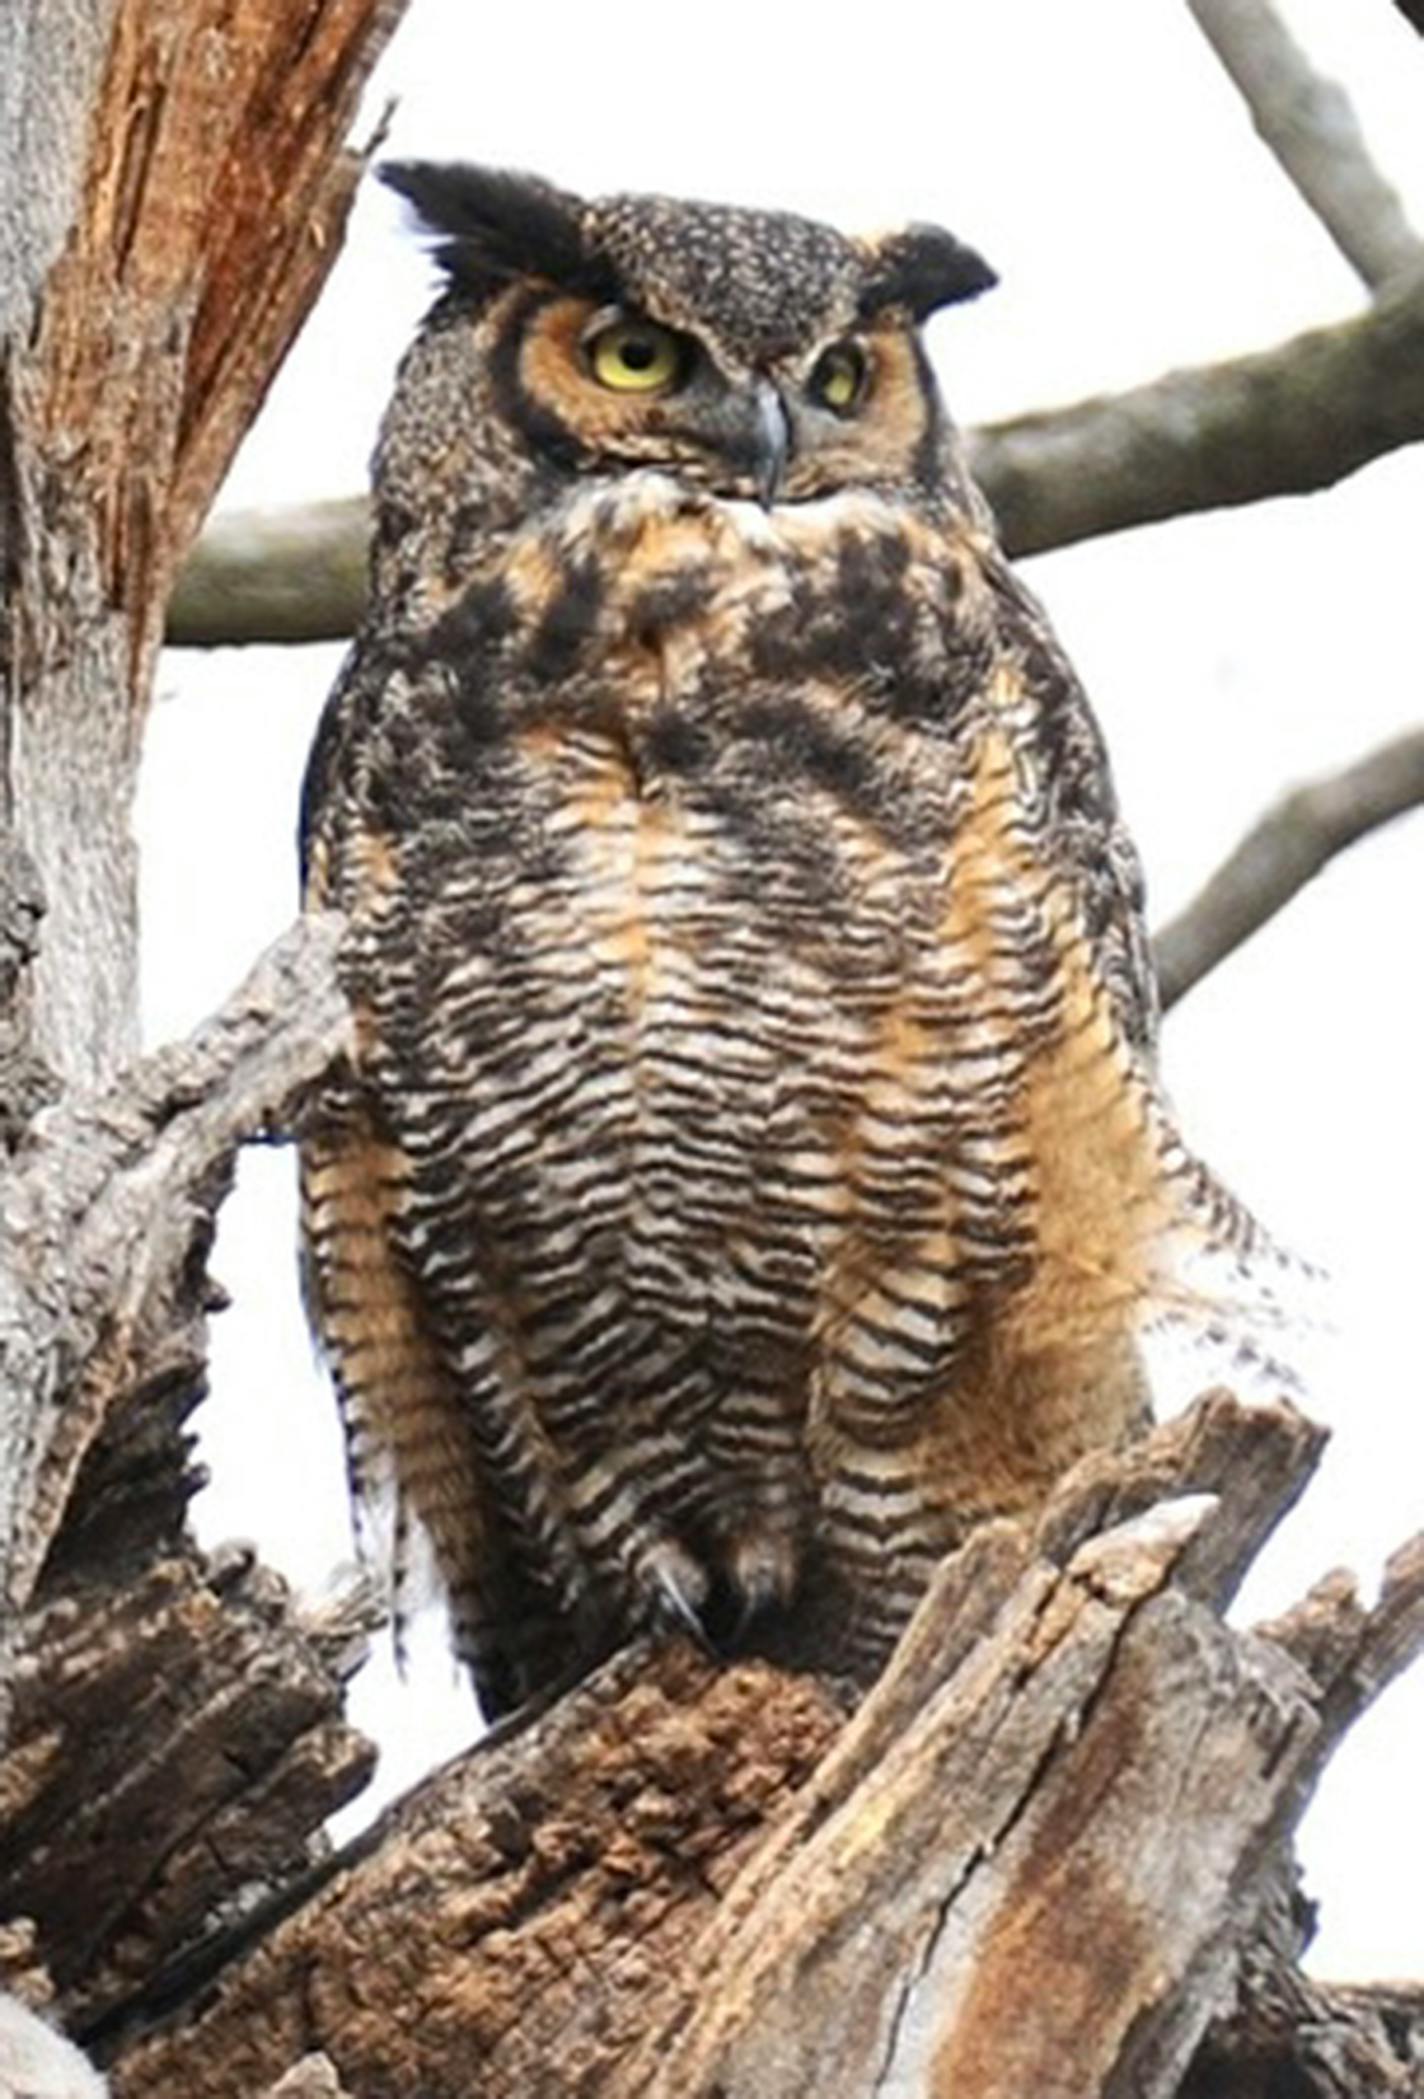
<box><xmin>1154</xmin><ymin>726</ymin><xmax>1424</xmax><ymax>1008</ymax></box>
<box><xmin>168</xmin><ymin>274</ymin><xmax>1424</xmax><ymax>647</ymax></box>
<box><xmin>167</xmin><ymin>497</ymin><xmax>370</xmax><ymax>649</ymax></box>
<box><xmin>0</xmin><ymin>910</ymin><xmax>352</xmax><ymax>1667</ymax></box>
<box><xmin>969</xmin><ymin>266</ymin><xmax>1424</xmax><ymax>556</ymax></box>
<box><xmin>1186</xmin><ymin>0</ymin><xmax>1424</xmax><ymax>290</ymax></box>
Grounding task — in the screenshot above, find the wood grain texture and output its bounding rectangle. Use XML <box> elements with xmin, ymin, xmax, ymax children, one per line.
<box><xmin>109</xmin><ymin>1641</ymin><xmax>845</xmax><ymax>2098</ymax></box>
<box><xmin>0</xmin><ymin>912</ymin><xmax>352</xmax><ymax>1694</ymax></box>
<box><xmin>0</xmin><ymin>1549</ymin><xmax>375</xmax><ymax>2035</ymax></box>
<box><xmin>0</xmin><ymin>0</ymin><xmax>405</xmax><ymax>1085</ymax></box>
<box><xmin>91</xmin><ymin>1392</ymin><xmax>1424</xmax><ymax>2099</ymax></box>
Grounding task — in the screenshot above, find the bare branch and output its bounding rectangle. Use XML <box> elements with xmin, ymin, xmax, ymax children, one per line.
<box><xmin>0</xmin><ymin>911</ymin><xmax>352</xmax><ymax>1646</ymax></box>
<box><xmin>1154</xmin><ymin>727</ymin><xmax>1424</xmax><ymax>1008</ymax></box>
<box><xmin>970</xmin><ymin>268</ymin><xmax>1424</xmax><ymax>556</ymax></box>
<box><xmin>167</xmin><ymin>499</ymin><xmax>370</xmax><ymax>649</ymax></box>
<box><xmin>168</xmin><ymin>278</ymin><xmax>1424</xmax><ymax>647</ymax></box>
<box><xmin>1187</xmin><ymin>0</ymin><xmax>1424</xmax><ymax>290</ymax></box>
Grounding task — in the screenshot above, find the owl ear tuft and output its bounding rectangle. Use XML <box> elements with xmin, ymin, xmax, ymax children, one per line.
<box><xmin>380</xmin><ymin>162</ymin><xmax>609</xmax><ymax>298</ymax></box>
<box><xmin>859</xmin><ymin>225</ymin><xmax>997</xmax><ymax>322</ymax></box>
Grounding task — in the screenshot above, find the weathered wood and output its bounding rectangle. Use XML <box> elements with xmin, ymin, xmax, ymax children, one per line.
<box><xmin>0</xmin><ymin>0</ymin><xmax>406</xmax><ymax>1818</ymax></box>
<box><xmin>0</xmin><ymin>905</ymin><xmax>361</xmax><ymax>2077</ymax></box>
<box><xmin>0</xmin><ymin>1548</ymin><xmax>375</xmax><ymax>2035</ymax></box>
<box><xmin>3</xmin><ymin>12</ymin><xmax>1422</xmax><ymax>2096</ymax></box>
<box><xmin>0</xmin><ymin>0</ymin><xmax>404</xmax><ymax>1087</ymax></box>
<box><xmin>90</xmin><ymin>1393</ymin><xmax>1424</xmax><ymax>2099</ymax></box>
<box><xmin>0</xmin><ymin>912</ymin><xmax>352</xmax><ymax>1667</ymax></box>
<box><xmin>105</xmin><ymin>1641</ymin><xmax>845</xmax><ymax>2098</ymax></box>
<box><xmin>262</xmin><ymin>2057</ymin><xmax>355</xmax><ymax>2099</ymax></box>
<box><xmin>1183</xmin><ymin>1869</ymin><xmax>1424</xmax><ymax>2097</ymax></box>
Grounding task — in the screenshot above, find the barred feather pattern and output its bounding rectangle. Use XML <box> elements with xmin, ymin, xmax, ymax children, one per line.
<box><xmin>304</xmin><ymin>469</ymin><xmax>1262</xmax><ymax>1705</ymax></box>
<box><xmin>300</xmin><ymin>177</ymin><xmax>1291</xmax><ymax>1711</ymax></box>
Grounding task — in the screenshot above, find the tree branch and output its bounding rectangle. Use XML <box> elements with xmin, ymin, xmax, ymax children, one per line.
<box><xmin>970</xmin><ymin>268</ymin><xmax>1424</xmax><ymax>556</ymax></box>
<box><xmin>90</xmin><ymin>1392</ymin><xmax>1424</xmax><ymax>2099</ymax></box>
<box><xmin>1186</xmin><ymin>0</ymin><xmax>1423</xmax><ymax>291</ymax></box>
<box><xmin>167</xmin><ymin>277</ymin><xmax>1424</xmax><ymax>647</ymax></box>
<box><xmin>167</xmin><ymin>498</ymin><xmax>371</xmax><ymax>649</ymax></box>
<box><xmin>1154</xmin><ymin>726</ymin><xmax>1424</xmax><ymax>1008</ymax></box>
<box><xmin>1</xmin><ymin>0</ymin><xmax>407</xmax><ymax>1087</ymax></box>
<box><xmin>0</xmin><ymin>911</ymin><xmax>352</xmax><ymax>1654</ymax></box>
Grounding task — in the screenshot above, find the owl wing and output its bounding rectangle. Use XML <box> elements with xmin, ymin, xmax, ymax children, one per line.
<box><xmin>298</xmin><ymin>657</ymin><xmax>579</xmax><ymax>1715</ymax></box>
<box><xmin>972</xmin><ymin>544</ymin><xmax>1311</xmax><ymax>1376</ymax></box>
<box><xmin>978</xmin><ymin>546</ymin><xmax>1160</xmax><ymax>1059</ymax></box>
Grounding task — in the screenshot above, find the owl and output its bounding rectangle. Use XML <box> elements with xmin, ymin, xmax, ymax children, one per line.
<box><xmin>299</xmin><ymin>164</ymin><xmax>1280</xmax><ymax>1716</ymax></box>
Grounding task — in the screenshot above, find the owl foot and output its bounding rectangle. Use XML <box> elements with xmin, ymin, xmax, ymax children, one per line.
<box><xmin>640</xmin><ymin>1539</ymin><xmax>714</xmax><ymax>1649</ymax></box>
<box><xmin>726</xmin><ymin>1531</ymin><xmax>800</xmax><ymax>1640</ymax></box>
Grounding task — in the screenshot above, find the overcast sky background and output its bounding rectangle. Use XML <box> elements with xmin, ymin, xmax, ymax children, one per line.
<box><xmin>138</xmin><ymin>0</ymin><xmax>1423</xmax><ymax>1978</ymax></box>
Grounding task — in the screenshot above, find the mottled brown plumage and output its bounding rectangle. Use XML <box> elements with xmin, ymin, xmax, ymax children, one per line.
<box><xmin>300</xmin><ymin>165</ymin><xmax>1279</xmax><ymax>1713</ymax></box>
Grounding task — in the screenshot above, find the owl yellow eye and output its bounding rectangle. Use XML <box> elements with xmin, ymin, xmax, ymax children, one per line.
<box><xmin>809</xmin><ymin>341</ymin><xmax>868</xmax><ymax>413</ymax></box>
<box><xmin>585</xmin><ymin>317</ymin><xmax>686</xmax><ymax>394</ymax></box>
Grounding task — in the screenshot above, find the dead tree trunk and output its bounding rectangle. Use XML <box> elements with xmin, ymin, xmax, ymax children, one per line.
<box><xmin>1</xmin><ymin>7</ymin><xmax>1421</xmax><ymax>2098</ymax></box>
<box><xmin>0</xmin><ymin>0</ymin><xmax>403</xmax><ymax>2044</ymax></box>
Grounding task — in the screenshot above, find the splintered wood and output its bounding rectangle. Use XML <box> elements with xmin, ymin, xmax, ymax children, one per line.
<box><xmin>92</xmin><ymin>1394</ymin><xmax>1424</xmax><ymax>2099</ymax></box>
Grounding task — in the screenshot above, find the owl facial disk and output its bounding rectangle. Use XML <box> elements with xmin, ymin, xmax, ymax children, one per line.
<box><xmin>511</xmin><ymin>289</ymin><xmax>934</xmax><ymax>507</ymax></box>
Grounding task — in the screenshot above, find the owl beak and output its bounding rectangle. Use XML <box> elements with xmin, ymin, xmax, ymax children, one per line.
<box><xmin>752</xmin><ymin>380</ymin><xmax>791</xmax><ymax>509</ymax></box>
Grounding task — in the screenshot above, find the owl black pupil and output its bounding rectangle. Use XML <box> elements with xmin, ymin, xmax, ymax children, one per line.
<box><xmin>621</xmin><ymin>338</ymin><xmax>657</xmax><ymax>370</ymax></box>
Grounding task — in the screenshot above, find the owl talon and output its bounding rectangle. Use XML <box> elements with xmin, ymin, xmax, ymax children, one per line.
<box><xmin>642</xmin><ymin>1543</ymin><xmax>713</xmax><ymax>1648</ymax></box>
<box><xmin>728</xmin><ymin>1534</ymin><xmax>799</xmax><ymax>1640</ymax></box>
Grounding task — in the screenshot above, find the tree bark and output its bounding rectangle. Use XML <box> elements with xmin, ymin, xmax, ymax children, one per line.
<box><xmin>0</xmin><ymin>0</ymin><xmax>401</xmax><ymax>1086</ymax></box>
<box><xmin>74</xmin><ymin>1394</ymin><xmax>1424</xmax><ymax>2099</ymax></box>
<box><xmin>0</xmin><ymin>8</ymin><xmax>402</xmax><ymax>2081</ymax></box>
<box><xmin>1186</xmin><ymin>0</ymin><xmax>1423</xmax><ymax>291</ymax></box>
<box><xmin>0</xmin><ymin>0</ymin><xmax>405</xmax><ymax>1704</ymax></box>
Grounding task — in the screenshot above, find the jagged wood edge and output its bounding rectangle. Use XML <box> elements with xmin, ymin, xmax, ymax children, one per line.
<box><xmin>0</xmin><ymin>911</ymin><xmax>353</xmax><ymax>1646</ymax></box>
<box><xmin>94</xmin><ymin>1392</ymin><xmax>1424</xmax><ymax>2099</ymax></box>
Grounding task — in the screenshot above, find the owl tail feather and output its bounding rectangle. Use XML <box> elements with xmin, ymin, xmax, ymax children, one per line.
<box><xmin>1138</xmin><ymin>1135</ymin><xmax>1326</xmax><ymax>1401</ymax></box>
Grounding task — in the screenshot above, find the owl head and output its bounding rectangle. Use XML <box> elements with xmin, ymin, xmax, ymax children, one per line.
<box><xmin>377</xmin><ymin>162</ymin><xmax>995</xmax><ymax>531</ymax></box>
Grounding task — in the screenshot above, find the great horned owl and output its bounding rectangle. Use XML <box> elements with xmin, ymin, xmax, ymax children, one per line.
<box><xmin>300</xmin><ymin>164</ymin><xmax>1278</xmax><ymax>1715</ymax></box>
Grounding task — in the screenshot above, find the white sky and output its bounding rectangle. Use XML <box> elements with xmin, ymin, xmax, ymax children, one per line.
<box><xmin>139</xmin><ymin>0</ymin><xmax>1424</xmax><ymax>1981</ymax></box>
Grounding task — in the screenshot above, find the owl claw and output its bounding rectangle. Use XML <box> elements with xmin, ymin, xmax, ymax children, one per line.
<box><xmin>643</xmin><ymin>1543</ymin><xmax>712</xmax><ymax>1648</ymax></box>
<box><xmin>728</xmin><ymin>1534</ymin><xmax>799</xmax><ymax>1639</ymax></box>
